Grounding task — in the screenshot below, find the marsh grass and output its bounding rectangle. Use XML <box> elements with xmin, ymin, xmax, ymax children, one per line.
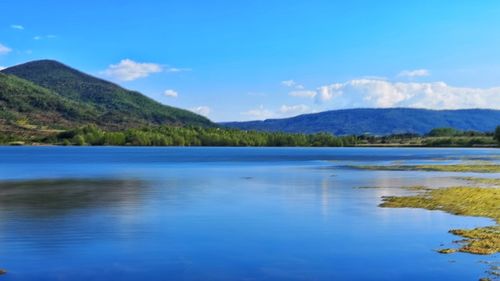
<box><xmin>380</xmin><ymin>186</ymin><xmax>500</xmax><ymax>255</ymax></box>
<box><xmin>356</xmin><ymin>186</ymin><xmax>432</xmax><ymax>191</ymax></box>
<box><xmin>354</xmin><ymin>164</ymin><xmax>500</xmax><ymax>173</ymax></box>
<box><xmin>460</xmin><ymin>177</ymin><xmax>500</xmax><ymax>186</ymax></box>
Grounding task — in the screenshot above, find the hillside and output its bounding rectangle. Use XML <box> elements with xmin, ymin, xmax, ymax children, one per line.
<box><xmin>0</xmin><ymin>72</ymin><xmax>100</xmax><ymax>135</ymax></box>
<box><xmin>1</xmin><ymin>60</ymin><xmax>212</xmax><ymax>130</ymax></box>
<box><xmin>222</xmin><ymin>108</ymin><xmax>500</xmax><ymax>136</ymax></box>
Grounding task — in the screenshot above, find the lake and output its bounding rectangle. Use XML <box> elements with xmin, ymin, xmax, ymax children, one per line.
<box><xmin>0</xmin><ymin>147</ymin><xmax>498</xmax><ymax>281</ymax></box>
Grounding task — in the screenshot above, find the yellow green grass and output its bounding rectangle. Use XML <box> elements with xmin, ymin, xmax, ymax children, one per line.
<box><xmin>460</xmin><ymin>177</ymin><xmax>500</xmax><ymax>186</ymax></box>
<box><xmin>380</xmin><ymin>186</ymin><xmax>500</xmax><ymax>255</ymax></box>
<box><xmin>355</xmin><ymin>164</ymin><xmax>500</xmax><ymax>173</ymax></box>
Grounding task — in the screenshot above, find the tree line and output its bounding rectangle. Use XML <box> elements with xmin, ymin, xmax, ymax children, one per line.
<box><xmin>50</xmin><ymin>125</ymin><xmax>358</xmax><ymax>147</ymax></box>
<box><xmin>2</xmin><ymin>125</ymin><xmax>498</xmax><ymax>147</ymax></box>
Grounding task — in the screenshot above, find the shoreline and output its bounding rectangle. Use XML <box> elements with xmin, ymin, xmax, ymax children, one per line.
<box><xmin>0</xmin><ymin>143</ymin><xmax>498</xmax><ymax>148</ymax></box>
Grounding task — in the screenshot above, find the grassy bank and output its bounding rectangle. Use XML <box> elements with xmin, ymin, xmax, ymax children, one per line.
<box><xmin>354</xmin><ymin>164</ymin><xmax>500</xmax><ymax>173</ymax></box>
<box><xmin>380</xmin><ymin>186</ymin><xmax>500</xmax><ymax>255</ymax></box>
<box><xmin>461</xmin><ymin>177</ymin><xmax>500</xmax><ymax>185</ymax></box>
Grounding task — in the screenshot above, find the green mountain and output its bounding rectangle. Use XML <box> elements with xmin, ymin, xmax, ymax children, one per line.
<box><xmin>0</xmin><ymin>60</ymin><xmax>212</xmax><ymax>131</ymax></box>
<box><xmin>0</xmin><ymin>72</ymin><xmax>98</xmax><ymax>135</ymax></box>
<box><xmin>222</xmin><ymin>108</ymin><xmax>500</xmax><ymax>136</ymax></box>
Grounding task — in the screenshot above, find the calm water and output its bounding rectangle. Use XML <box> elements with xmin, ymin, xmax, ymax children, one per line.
<box><xmin>0</xmin><ymin>147</ymin><xmax>498</xmax><ymax>281</ymax></box>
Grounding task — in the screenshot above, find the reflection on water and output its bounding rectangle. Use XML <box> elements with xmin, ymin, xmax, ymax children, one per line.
<box><xmin>0</xmin><ymin>179</ymin><xmax>148</xmax><ymax>217</ymax></box>
<box><xmin>0</xmin><ymin>147</ymin><xmax>497</xmax><ymax>281</ymax></box>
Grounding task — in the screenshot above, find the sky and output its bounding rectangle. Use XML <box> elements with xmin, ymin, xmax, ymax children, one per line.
<box><xmin>1</xmin><ymin>0</ymin><xmax>500</xmax><ymax>121</ymax></box>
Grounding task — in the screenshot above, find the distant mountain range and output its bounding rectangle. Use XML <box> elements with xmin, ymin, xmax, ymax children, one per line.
<box><xmin>222</xmin><ymin>108</ymin><xmax>500</xmax><ymax>136</ymax></box>
<box><xmin>0</xmin><ymin>60</ymin><xmax>212</xmax><ymax>132</ymax></box>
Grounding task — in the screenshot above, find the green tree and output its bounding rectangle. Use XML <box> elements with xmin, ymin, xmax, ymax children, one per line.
<box><xmin>495</xmin><ymin>126</ymin><xmax>500</xmax><ymax>145</ymax></box>
<box><xmin>428</xmin><ymin>128</ymin><xmax>461</xmax><ymax>137</ymax></box>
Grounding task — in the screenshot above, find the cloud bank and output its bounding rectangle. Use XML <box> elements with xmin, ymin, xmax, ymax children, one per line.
<box><xmin>291</xmin><ymin>79</ymin><xmax>500</xmax><ymax>109</ymax></box>
<box><xmin>320</xmin><ymin>79</ymin><xmax>500</xmax><ymax>109</ymax></box>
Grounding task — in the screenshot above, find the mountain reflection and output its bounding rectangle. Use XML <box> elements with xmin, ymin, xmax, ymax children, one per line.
<box><xmin>0</xmin><ymin>178</ymin><xmax>149</xmax><ymax>217</ymax></box>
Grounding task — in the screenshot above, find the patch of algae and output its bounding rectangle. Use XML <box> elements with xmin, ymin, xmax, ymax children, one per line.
<box><xmin>380</xmin><ymin>186</ymin><xmax>500</xmax><ymax>255</ymax></box>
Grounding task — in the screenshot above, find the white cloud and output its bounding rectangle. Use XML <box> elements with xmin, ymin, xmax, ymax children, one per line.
<box><xmin>281</xmin><ymin>79</ymin><xmax>304</xmax><ymax>89</ymax></box>
<box><xmin>165</xmin><ymin>67</ymin><xmax>190</xmax><ymax>73</ymax></box>
<box><xmin>0</xmin><ymin>66</ymin><xmax>5</xmax><ymax>71</ymax></box>
<box><xmin>0</xmin><ymin>43</ymin><xmax>12</xmax><ymax>55</ymax></box>
<box><xmin>190</xmin><ymin>106</ymin><xmax>211</xmax><ymax>117</ymax></box>
<box><xmin>33</xmin><ymin>35</ymin><xmax>57</xmax><ymax>40</ymax></box>
<box><xmin>359</xmin><ymin>75</ymin><xmax>388</xmax><ymax>81</ymax></box>
<box><xmin>289</xmin><ymin>90</ymin><xmax>317</xmax><ymax>98</ymax></box>
<box><xmin>279</xmin><ymin>104</ymin><xmax>311</xmax><ymax>116</ymax></box>
<box><xmin>316</xmin><ymin>83</ymin><xmax>343</xmax><ymax>102</ymax></box>
<box><xmin>398</xmin><ymin>69</ymin><xmax>430</xmax><ymax>78</ymax></box>
<box><xmin>10</xmin><ymin>24</ymin><xmax>24</xmax><ymax>30</ymax></box>
<box><xmin>315</xmin><ymin>79</ymin><xmax>500</xmax><ymax>109</ymax></box>
<box><xmin>281</xmin><ymin>80</ymin><xmax>297</xmax><ymax>87</ymax></box>
<box><xmin>242</xmin><ymin>105</ymin><xmax>275</xmax><ymax>120</ymax></box>
<box><xmin>242</xmin><ymin>104</ymin><xmax>312</xmax><ymax>120</ymax></box>
<box><xmin>102</xmin><ymin>59</ymin><xmax>163</xmax><ymax>81</ymax></box>
<box><xmin>163</xmin><ymin>89</ymin><xmax>178</xmax><ymax>98</ymax></box>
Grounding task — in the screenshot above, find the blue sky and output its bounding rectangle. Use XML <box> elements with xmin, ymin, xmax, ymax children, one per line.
<box><xmin>1</xmin><ymin>0</ymin><xmax>500</xmax><ymax>121</ymax></box>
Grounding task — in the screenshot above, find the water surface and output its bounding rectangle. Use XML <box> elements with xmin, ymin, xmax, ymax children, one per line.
<box><xmin>0</xmin><ymin>147</ymin><xmax>498</xmax><ymax>280</ymax></box>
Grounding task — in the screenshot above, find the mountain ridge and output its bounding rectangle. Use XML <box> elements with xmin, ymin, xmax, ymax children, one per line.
<box><xmin>0</xmin><ymin>60</ymin><xmax>212</xmax><ymax>130</ymax></box>
<box><xmin>221</xmin><ymin>108</ymin><xmax>500</xmax><ymax>136</ymax></box>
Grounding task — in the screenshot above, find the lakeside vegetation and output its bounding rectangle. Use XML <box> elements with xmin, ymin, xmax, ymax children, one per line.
<box><xmin>1</xmin><ymin>125</ymin><xmax>499</xmax><ymax>147</ymax></box>
<box><xmin>461</xmin><ymin>177</ymin><xmax>500</xmax><ymax>186</ymax></box>
<box><xmin>356</xmin><ymin>163</ymin><xmax>500</xmax><ymax>280</ymax></box>
<box><xmin>356</xmin><ymin>126</ymin><xmax>499</xmax><ymax>147</ymax></box>
<box><xmin>354</xmin><ymin>164</ymin><xmax>500</xmax><ymax>173</ymax></box>
<box><xmin>380</xmin><ymin>186</ymin><xmax>500</xmax><ymax>255</ymax></box>
<box><xmin>41</xmin><ymin>125</ymin><xmax>359</xmax><ymax>147</ymax></box>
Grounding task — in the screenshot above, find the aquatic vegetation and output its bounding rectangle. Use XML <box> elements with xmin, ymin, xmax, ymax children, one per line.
<box><xmin>380</xmin><ymin>186</ymin><xmax>500</xmax><ymax>255</ymax></box>
<box><xmin>449</xmin><ymin>227</ymin><xmax>500</xmax><ymax>255</ymax></box>
<box><xmin>460</xmin><ymin>177</ymin><xmax>500</xmax><ymax>186</ymax></box>
<box><xmin>356</xmin><ymin>186</ymin><xmax>431</xmax><ymax>191</ymax></box>
<box><xmin>355</xmin><ymin>164</ymin><xmax>500</xmax><ymax>173</ymax></box>
<box><xmin>437</xmin><ymin>248</ymin><xmax>457</xmax><ymax>254</ymax></box>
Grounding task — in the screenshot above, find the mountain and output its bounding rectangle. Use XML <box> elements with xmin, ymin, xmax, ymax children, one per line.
<box><xmin>0</xmin><ymin>72</ymin><xmax>99</xmax><ymax>135</ymax></box>
<box><xmin>0</xmin><ymin>60</ymin><xmax>212</xmax><ymax>130</ymax></box>
<box><xmin>221</xmin><ymin>108</ymin><xmax>500</xmax><ymax>136</ymax></box>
